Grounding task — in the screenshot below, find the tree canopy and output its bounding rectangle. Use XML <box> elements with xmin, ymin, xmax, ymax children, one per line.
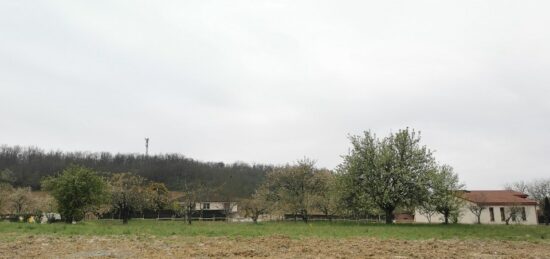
<box><xmin>339</xmin><ymin>128</ymin><xmax>436</xmax><ymax>223</ymax></box>
<box><xmin>0</xmin><ymin>145</ymin><xmax>270</xmax><ymax>198</ymax></box>
<box><xmin>41</xmin><ymin>165</ymin><xmax>108</xmax><ymax>222</ymax></box>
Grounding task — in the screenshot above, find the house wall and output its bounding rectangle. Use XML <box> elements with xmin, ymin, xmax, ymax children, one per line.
<box><xmin>414</xmin><ymin>201</ymin><xmax>538</xmax><ymax>225</ymax></box>
<box><xmin>194</xmin><ymin>202</ymin><xmax>238</xmax><ymax>213</ymax></box>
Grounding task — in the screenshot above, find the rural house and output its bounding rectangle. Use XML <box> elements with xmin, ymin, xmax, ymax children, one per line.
<box><xmin>415</xmin><ymin>190</ymin><xmax>539</xmax><ymax>225</ymax></box>
<box><xmin>192</xmin><ymin>201</ymin><xmax>238</xmax><ymax>218</ymax></box>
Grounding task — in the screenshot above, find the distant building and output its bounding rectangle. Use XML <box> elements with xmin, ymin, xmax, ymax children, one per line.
<box><xmin>415</xmin><ymin>190</ymin><xmax>538</xmax><ymax>225</ymax></box>
<box><xmin>193</xmin><ymin>201</ymin><xmax>237</xmax><ymax>212</ymax></box>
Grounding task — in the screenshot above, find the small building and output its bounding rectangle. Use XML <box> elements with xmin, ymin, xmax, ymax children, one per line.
<box><xmin>194</xmin><ymin>202</ymin><xmax>238</xmax><ymax>214</ymax></box>
<box><xmin>415</xmin><ymin>190</ymin><xmax>538</xmax><ymax>225</ymax></box>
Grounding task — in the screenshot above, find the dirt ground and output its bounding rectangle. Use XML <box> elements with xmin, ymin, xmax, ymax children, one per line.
<box><xmin>1</xmin><ymin>235</ymin><xmax>549</xmax><ymax>258</ymax></box>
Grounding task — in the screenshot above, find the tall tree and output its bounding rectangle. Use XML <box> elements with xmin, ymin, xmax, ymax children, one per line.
<box><xmin>109</xmin><ymin>173</ymin><xmax>150</xmax><ymax>224</ymax></box>
<box><xmin>339</xmin><ymin>129</ymin><xmax>435</xmax><ymax>224</ymax></box>
<box><xmin>42</xmin><ymin>165</ymin><xmax>108</xmax><ymax>223</ymax></box>
<box><xmin>264</xmin><ymin>158</ymin><xmax>323</xmax><ymax>223</ymax></box>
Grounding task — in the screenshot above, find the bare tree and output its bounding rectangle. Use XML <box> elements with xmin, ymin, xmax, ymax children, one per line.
<box><xmin>504</xmin><ymin>181</ymin><xmax>529</xmax><ymax>194</ymax></box>
<box><xmin>467</xmin><ymin>193</ymin><xmax>487</xmax><ymax>224</ymax></box>
<box><xmin>527</xmin><ymin>179</ymin><xmax>550</xmax><ymax>202</ymax></box>
<box><xmin>503</xmin><ymin>205</ymin><xmax>524</xmax><ymax>225</ymax></box>
<box><xmin>9</xmin><ymin>187</ymin><xmax>33</xmax><ymax>215</ymax></box>
<box><xmin>468</xmin><ymin>204</ymin><xmax>486</xmax><ymax>224</ymax></box>
<box><xmin>506</xmin><ymin>179</ymin><xmax>550</xmax><ymax>203</ymax></box>
<box><xmin>178</xmin><ymin>182</ymin><xmax>205</xmax><ymax>225</ymax></box>
<box><xmin>221</xmin><ymin>201</ymin><xmax>238</xmax><ymax>221</ymax></box>
<box><xmin>417</xmin><ymin>202</ymin><xmax>438</xmax><ymax>223</ymax></box>
<box><xmin>240</xmin><ymin>187</ymin><xmax>271</xmax><ymax>223</ymax></box>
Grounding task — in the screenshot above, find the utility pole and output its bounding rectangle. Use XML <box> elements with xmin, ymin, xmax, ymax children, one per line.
<box><xmin>145</xmin><ymin>138</ymin><xmax>149</xmax><ymax>156</ymax></box>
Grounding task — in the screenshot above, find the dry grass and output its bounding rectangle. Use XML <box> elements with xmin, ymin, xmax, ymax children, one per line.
<box><xmin>1</xmin><ymin>234</ymin><xmax>550</xmax><ymax>258</ymax></box>
<box><xmin>2</xmin><ymin>221</ymin><xmax>550</xmax><ymax>258</ymax></box>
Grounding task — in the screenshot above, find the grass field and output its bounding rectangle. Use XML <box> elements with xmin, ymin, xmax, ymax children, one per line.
<box><xmin>2</xmin><ymin>221</ymin><xmax>550</xmax><ymax>257</ymax></box>
<box><xmin>1</xmin><ymin>220</ymin><xmax>549</xmax><ymax>241</ymax></box>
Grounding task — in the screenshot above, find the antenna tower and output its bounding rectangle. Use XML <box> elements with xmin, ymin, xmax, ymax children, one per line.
<box><xmin>145</xmin><ymin>138</ymin><xmax>149</xmax><ymax>156</ymax></box>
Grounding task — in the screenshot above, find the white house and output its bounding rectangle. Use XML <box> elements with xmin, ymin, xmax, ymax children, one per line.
<box><xmin>194</xmin><ymin>201</ymin><xmax>238</xmax><ymax>213</ymax></box>
<box><xmin>415</xmin><ymin>190</ymin><xmax>538</xmax><ymax>225</ymax></box>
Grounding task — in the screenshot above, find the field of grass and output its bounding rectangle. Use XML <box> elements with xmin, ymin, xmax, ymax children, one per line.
<box><xmin>1</xmin><ymin>220</ymin><xmax>549</xmax><ymax>242</ymax></box>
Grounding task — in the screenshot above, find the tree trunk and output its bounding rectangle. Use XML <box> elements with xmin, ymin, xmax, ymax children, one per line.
<box><xmin>122</xmin><ymin>207</ymin><xmax>129</xmax><ymax>224</ymax></box>
<box><xmin>443</xmin><ymin>210</ymin><xmax>449</xmax><ymax>224</ymax></box>
<box><xmin>384</xmin><ymin>208</ymin><xmax>394</xmax><ymax>224</ymax></box>
<box><xmin>302</xmin><ymin>210</ymin><xmax>308</xmax><ymax>223</ymax></box>
<box><xmin>187</xmin><ymin>208</ymin><xmax>192</xmax><ymax>225</ymax></box>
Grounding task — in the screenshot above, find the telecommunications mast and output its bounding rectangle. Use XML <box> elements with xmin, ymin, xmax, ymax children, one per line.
<box><xmin>145</xmin><ymin>138</ymin><xmax>149</xmax><ymax>156</ymax></box>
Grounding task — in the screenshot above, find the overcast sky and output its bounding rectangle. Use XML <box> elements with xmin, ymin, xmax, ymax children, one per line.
<box><xmin>1</xmin><ymin>1</ymin><xmax>549</xmax><ymax>189</ymax></box>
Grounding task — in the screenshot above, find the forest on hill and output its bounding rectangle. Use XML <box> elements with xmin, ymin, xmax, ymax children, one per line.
<box><xmin>0</xmin><ymin>145</ymin><xmax>271</xmax><ymax>198</ymax></box>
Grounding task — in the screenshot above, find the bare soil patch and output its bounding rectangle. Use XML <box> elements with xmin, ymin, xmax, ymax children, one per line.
<box><xmin>1</xmin><ymin>234</ymin><xmax>549</xmax><ymax>258</ymax></box>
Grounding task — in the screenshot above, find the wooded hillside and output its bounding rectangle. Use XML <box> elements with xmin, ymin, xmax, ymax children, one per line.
<box><xmin>0</xmin><ymin>145</ymin><xmax>271</xmax><ymax>198</ymax></box>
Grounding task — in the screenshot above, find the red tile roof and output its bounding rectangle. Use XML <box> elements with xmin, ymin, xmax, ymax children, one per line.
<box><xmin>459</xmin><ymin>190</ymin><xmax>537</xmax><ymax>205</ymax></box>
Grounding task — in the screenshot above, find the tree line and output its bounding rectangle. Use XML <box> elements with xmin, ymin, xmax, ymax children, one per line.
<box><xmin>241</xmin><ymin>128</ymin><xmax>469</xmax><ymax>224</ymax></box>
<box><xmin>0</xmin><ymin>145</ymin><xmax>271</xmax><ymax>198</ymax></box>
<box><xmin>2</xmin><ymin>128</ymin><xmax>549</xmax><ymax>225</ymax></box>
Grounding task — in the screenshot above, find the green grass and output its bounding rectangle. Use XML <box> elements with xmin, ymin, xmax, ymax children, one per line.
<box><xmin>1</xmin><ymin>220</ymin><xmax>549</xmax><ymax>241</ymax></box>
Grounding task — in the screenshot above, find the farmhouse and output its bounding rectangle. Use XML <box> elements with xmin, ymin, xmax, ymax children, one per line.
<box><xmin>415</xmin><ymin>190</ymin><xmax>539</xmax><ymax>225</ymax></box>
<box><xmin>191</xmin><ymin>201</ymin><xmax>238</xmax><ymax>218</ymax></box>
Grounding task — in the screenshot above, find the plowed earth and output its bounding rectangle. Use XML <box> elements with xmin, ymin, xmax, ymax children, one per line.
<box><xmin>1</xmin><ymin>234</ymin><xmax>549</xmax><ymax>258</ymax></box>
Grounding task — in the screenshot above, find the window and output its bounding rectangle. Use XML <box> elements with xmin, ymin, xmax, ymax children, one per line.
<box><xmin>500</xmin><ymin>207</ymin><xmax>505</xmax><ymax>222</ymax></box>
<box><xmin>489</xmin><ymin>207</ymin><xmax>494</xmax><ymax>222</ymax></box>
<box><xmin>521</xmin><ymin>207</ymin><xmax>526</xmax><ymax>221</ymax></box>
<box><xmin>202</xmin><ymin>203</ymin><xmax>210</xmax><ymax>210</ymax></box>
